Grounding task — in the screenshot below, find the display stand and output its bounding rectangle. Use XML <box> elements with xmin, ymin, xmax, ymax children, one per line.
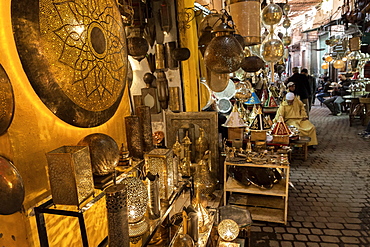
<box><xmin>223</xmin><ymin>161</ymin><xmax>290</xmax><ymax>225</ymax></box>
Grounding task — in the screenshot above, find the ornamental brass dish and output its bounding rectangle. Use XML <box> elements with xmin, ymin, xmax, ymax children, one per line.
<box><xmin>0</xmin><ymin>156</ymin><xmax>25</xmax><ymax>215</ymax></box>
<box><xmin>78</xmin><ymin>133</ymin><xmax>120</xmax><ymax>176</ymax></box>
<box><xmin>12</xmin><ymin>0</ymin><xmax>128</xmax><ymax>127</ymax></box>
<box><xmin>0</xmin><ymin>65</ymin><xmax>14</xmax><ymax>136</ymax></box>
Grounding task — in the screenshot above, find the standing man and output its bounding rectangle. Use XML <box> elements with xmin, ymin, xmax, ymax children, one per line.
<box><xmin>287</xmin><ymin>67</ymin><xmax>311</xmax><ymax>116</ymax></box>
<box><xmin>301</xmin><ymin>68</ymin><xmax>316</xmax><ymax>111</ymax></box>
<box><xmin>323</xmin><ymin>73</ymin><xmax>352</xmax><ymax>116</ymax></box>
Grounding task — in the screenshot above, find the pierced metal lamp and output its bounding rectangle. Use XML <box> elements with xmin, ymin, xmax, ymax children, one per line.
<box><xmin>204</xmin><ymin>22</ymin><xmax>244</xmax><ymax>74</ymax></box>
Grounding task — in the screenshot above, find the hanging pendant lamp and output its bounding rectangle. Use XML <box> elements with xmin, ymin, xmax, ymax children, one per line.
<box><xmin>204</xmin><ymin>22</ymin><xmax>244</xmax><ymax>74</ymax></box>
<box><xmin>127</xmin><ymin>28</ymin><xmax>149</xmax><ymax>62</ymax></box>
<box><xmin>261</xmin><ymin>3</ymin><xmax>283</xmax><ymax>26</ymax></box>
<box><xmin>260</xmin><ymin>29</ymin><xmax>284</xmax><ymax>63</ymax></box>
<box><xmin>333</xmin><ymin>59</ymin><xmax>345</xmax><ymax>69</ymax></box>
<box><xmin>227</xmin><ymin>0</ymin><xmax>262</xmax><ymax>46</ymax></box>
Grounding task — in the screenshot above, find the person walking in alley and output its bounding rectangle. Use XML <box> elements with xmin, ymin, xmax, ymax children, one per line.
<box><xmin>287</xmin><ymin>67</ymin><xmax>311</xmax><ymax>117</ymax></box>
<box><xmin>301</xmin><ymin>68</ymin><xmax>316</xmax><ymax>111</ymax></box>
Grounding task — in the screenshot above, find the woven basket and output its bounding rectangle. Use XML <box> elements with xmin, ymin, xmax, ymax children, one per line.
<box><xmin>359</xmin><ymin>97</ymin><xmax>370</xmax><ymax>104</ymax></box>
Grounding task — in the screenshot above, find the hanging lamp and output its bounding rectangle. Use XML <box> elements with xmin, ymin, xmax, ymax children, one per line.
<box><xmin>204</xmin><ymin>21</ymin><xmax>244</xmax><ymax>74</ymax></box>
<box><xmin>127</xmin><ymin>28</ymin><xmax>149</xmax><ymax>62</ymax></box>
<box><xmin>226</xmin><ymin>0</ymin><xmax>262</xmax><ymax>46</ymax></box>
<box><xmin>321</xmin><ymin>62</ymin><xmax>329</xmax><ymax>70</ymax></box>
<box><xmin>260</xmin><ymin>2</ymin><xmax>284</xmax><ymax>63</ymax></box>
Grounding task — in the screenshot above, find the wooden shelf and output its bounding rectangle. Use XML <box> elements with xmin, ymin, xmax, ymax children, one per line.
<box><xmin>224</xmin><ymin>161</ymin><xmax>289</xmax><ymax>169</ymax></box>
<box><xmin>225</xmin><ymin>177</ymin><xmax>287</xmax><ymax>197</ymax></box>
<box><xmin>247</xmin><ymin>207</ymin><xmax>286</xmax><ymax>224</ymax></box>
<box><xmin>229</xmin><ymin>193</ymin><xmax>285</xmax><ymax>209</ymax></box>
<box><xmin>224</xmin><ymin>161</ymin><xmax>290</xmax><ymax>225</ymax></box>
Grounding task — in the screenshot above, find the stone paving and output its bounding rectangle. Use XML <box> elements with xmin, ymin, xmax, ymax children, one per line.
<box><xmin>250</xmin><ymin>102</ymin><xmax>370</xmax><ymax>247</ymax></box>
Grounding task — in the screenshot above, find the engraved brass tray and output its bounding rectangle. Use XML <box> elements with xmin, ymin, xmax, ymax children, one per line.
<box><xmin>12</xmin><ymin>0</ymin><xmax>128</xmax><ymax>127</ymax></box>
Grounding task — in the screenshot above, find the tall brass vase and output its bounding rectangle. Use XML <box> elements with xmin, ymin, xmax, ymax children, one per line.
<box><xmin>193</xmin><ymin>156</ymin><xmax>218</xmax><ymax>200</ymax></box>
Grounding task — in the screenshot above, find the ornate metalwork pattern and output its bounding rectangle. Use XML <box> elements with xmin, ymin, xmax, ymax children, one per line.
<box><xmin>105</xmin><ymin>184</ymin><xmax>130</xmax><ymax>247</ymax></box>
<box><xmin>125</xmin><ymin>115</ymin><xmax>144</xmax><ymax>159</ymax></box>
<box><xmin>12</xmin><ymin>0</ymin><xmax>128</xmax><ymax>127</ymax></box>
<box><xmin>144</xmin><ymin>148</ymin><xmax>174</xmax><ymax>201</ymax></box>
<box><xmin>120</xmin><ymin>177</ymin><xmax>148</xmax><ymax>224</ymax></box>
<box><xmin>0</xmin><ymin>65</ymin><xmax>14</xmax><ymax>136</ymax></box>
<box><xmin>45</xmin><ymin>146</ymin><xmax>94</xmax><ymax>206</ymax></box>
<box><xmin>136</xmin><ymin>106</ymin><xmax>154</xmax><ymax>152</ymax></box>
<box><xmin>165</xmin><ymin>112</ymin><xmax>219</xmax><ymax>177</ymax></box>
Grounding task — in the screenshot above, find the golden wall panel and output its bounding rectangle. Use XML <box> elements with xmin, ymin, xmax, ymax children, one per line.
<box><xmin>0</xmin><ymin>0</ymin><xmax>129</xmax><ymax>246</ymax></box>
<box><xmin>0</xmin><ymin>212</ymin><xmax>28</xmax><ymax>247</ymax></box>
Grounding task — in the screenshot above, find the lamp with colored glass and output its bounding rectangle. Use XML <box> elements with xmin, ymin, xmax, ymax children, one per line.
<box><xmin>321</xmin><ymin>62</ymin><xmax>329</xmax><ymax>70</ymax></box>
<box><xmin>324</xmin><ymin>55</ymin><xmax>333</xmax><ymax>62</ymax></box>
<box><xmin>333</xmin><ymin>59</ymin><xmax>345</xmax><ymax>69</ymax></box>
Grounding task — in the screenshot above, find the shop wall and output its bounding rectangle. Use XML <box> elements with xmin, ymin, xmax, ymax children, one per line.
<box><xmin>0</xmin><ymin>0</ymin><xmax>130</xmax><ymax>246</ymax></box>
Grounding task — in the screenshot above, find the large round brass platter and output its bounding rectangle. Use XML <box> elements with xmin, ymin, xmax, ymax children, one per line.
<box><xmin>0</xmin><ymin>156</ymin><xmax>25</xmax><ymax>215</ymax></box>
<box><xmin>0</xmin><ymin>65</ymin><xmax>14</xmax><ymax>136</ymax></box>
<box><xmin>11</xmin><ymin>0</ymin><xmax>128</xmax><ymax>127</ymax></box>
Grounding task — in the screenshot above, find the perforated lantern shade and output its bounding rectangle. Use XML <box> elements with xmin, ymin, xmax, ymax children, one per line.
<box><xmin>204</xmin><ymin>23</ymin><xmax>244</xmax><ymax>74</ymax></box>
<box><xmin>227</xmin><ymin>0</ymin><xmax>261</xmax><ymax>46</ymax></box>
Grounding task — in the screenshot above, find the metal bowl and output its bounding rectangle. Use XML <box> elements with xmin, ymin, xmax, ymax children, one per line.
<box><xmin>0</xmin><ymin>156</ymin><xmax>25</xmax><ymax>215</ymax></box>
<box><xmin>78</xmin><ymin>133</ymin><xmax>119</xmax><ymax>176</ymax></box>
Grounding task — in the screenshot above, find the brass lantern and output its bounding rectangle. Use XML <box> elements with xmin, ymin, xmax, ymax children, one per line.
<box><xmin>127</xmin><ymin>28</ymin><xmax>149</xmax><ymax>62</ymax></box>
<box><xmin>282</xmin><ymin>17</ymin><xmax>291</xmax><ymax>29</ymax></box>
<box><xmin>204</xmin><ymin>22</ymin><xmax>244</xmax><ymax>74</ymax></box>
<box><xmin>217</xmin><ymin>219</ymin><xmax>240</xmax><ymax>242</ymax></box>
<box><xmin>333</xmin><ymin>59</ymin><xmax>345</xmax><ymax>69</ymax></box>
<box><xmin>227</xmin><ymin>0</ymin><xmax>262</xmax><ymax>46</ymax></box>
<box><xmin>282</xmin><ymin>35</ymin><xmax>291</xmax><ymax>46</ymax></box>
<box><xmin>261</xmin><ymin>3</ymin><xmax>283</xmax><ymax>26</ymax></box>
<box><xmin>260</xmin><ymin>31</ymin><xmax>284</xmax><ymax>63</ymax></box>
<box><xmin>240</xmin><ymin>56</ymin><xmax>265</xmax><ymax>72</ymax></box>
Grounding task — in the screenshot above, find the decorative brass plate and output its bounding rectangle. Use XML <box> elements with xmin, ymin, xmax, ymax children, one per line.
<box><xmin>0</xmin><ymin>156</ymin><xmax>25</xmax><ymax>215</ymax></box>
<box><xmin>0</xmin><ymin>65</ymin><xmax>14</xmax><ymax>136</ymax></box>
<box><xmin>12</xmin><ymin>0</ymin><xmax>128</xmax><ymax>127</ymax></box>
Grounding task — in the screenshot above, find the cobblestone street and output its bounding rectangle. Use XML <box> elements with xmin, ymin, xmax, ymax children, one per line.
<box><xmin>250</xmin><ymin>102</ymin><xmax>370</xmax><ymax>247</ymax></box>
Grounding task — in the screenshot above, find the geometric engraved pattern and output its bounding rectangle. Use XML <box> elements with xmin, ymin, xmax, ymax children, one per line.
<box><xmin>12</xmin><ymin>0</ymin><xmax>128</xmax><ymax>127</ymax></box>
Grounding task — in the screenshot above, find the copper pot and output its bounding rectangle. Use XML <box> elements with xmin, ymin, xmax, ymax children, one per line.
<box><xmin>240</xmin><ymin>56</ymin><xmax>265</xmax><ymax>72</ymax></box>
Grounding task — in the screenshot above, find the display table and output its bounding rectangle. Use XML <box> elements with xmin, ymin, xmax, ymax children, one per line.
<box><xmin>223</xmin><ymin>161</ymin><xmax>290</xmax><ymax>225</ymax></box>
<box><xmin>34</xmin><ymin>160</ymin><xmax>191</xmax><ymax>247</ymax></box>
